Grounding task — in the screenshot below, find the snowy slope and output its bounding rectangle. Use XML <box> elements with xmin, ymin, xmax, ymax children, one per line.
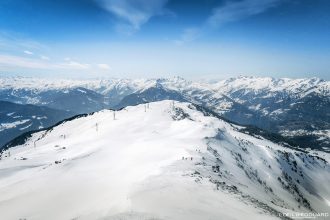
<box><xmin>0</xmin><ymin>101</ymin><xmax>329</xmax><ymax>220</ymax></box>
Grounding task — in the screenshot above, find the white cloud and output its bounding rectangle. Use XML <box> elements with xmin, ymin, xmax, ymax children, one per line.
<box><xmin>97</xmin><ymin>63</ymin><xmax>111</xmax><ymax>70</ymax></box>
<box><xmin>0</xmin><ymin>54</ymin><xmax>90</xmax><ymax>70</ymax></box>
<box><xmin>208</xmin><ymin>0</ymin><xmax>283</xmax><ymax>27</ymax></box>
<box><xmin>59</xmin><ymin>60</ymin><xmax>90</xmax><ymax>70</ymax></box>
<box><xmin>0</xmin><ymin>31</ymin><xmax>47</xmax><ymax>51</ymax></box>
<box><xmin>97</xmin><ymin>0</ymin><xmax>169</xmax><ymax>31</ymax></box>
<box><xmin>40</xmin><ymin>55</ymin><xmax>50</xmax><ymax>60</ymax></box>
<box><xmin>0</xmin><ymin>54</ymin><xmax>50</xmax><ymax>69</ymax></box>
<box><xmin>174</xmin><ymin>28</ymin><xmax>201</xmax><ymax>45</ymax></box>
<box><xmin>24</xmin><ymin>50</ymin><xmax>34</xmax><ymax>55</ymax></box>
<box><xmin>172</xmin><ymin>0</ymin><xmax>283</xmax><ymax>45</ymax></box>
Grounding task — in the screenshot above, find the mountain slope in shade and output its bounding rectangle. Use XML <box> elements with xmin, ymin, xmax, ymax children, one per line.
<box><xmin>0</xmin><ymin>101</ymin><xmax>329</xmax><ymax>220</ymax></box>
<box><xmin>0</xmin><ymin>87</ymin><xmax>108</xmax><ymax>114</ymax></box>
<box><xmin>210</xmin><ymin>76</ymin><xmax>330</xmax><ymax>151</ymax></box>
<box><xmin>0</xmin><ymin>101</ymin><xmax>74</xmax><ymax>148</ymax></box>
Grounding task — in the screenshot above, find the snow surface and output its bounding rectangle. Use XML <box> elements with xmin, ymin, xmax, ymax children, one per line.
<box><xmin>0</xmin><ymin>119</ymin><xmax>30</xmax><ymax>132</ymax></box>
<box><xmin>0</xmin><ymin>101</ymin><xmax>329</xmax><ymax>220</ymax></box>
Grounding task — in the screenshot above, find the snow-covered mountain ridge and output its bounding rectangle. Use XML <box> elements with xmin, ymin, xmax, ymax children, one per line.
<box><xmin>0</xmin><ymin>101</ymin><xmax>329</xmax><ymax>220</ymax></box>
<box><xmin>1</xmin><ymin>76</ymin><xmax>328</xmax><ymax>97</ymax></box>
<box><xmin>1</xmin><ymin>76</ymin><xmax>329</xmax><ymax>151</ymax></box>
<box><xmin>212</xmin><ymin>76</ymin><xmax>329</xmax><ymax>97</ymax></box>
<box><xmin>1</xmin><ymin>76</ymin><xmax>328</xmax><ymax>110</ymax></box>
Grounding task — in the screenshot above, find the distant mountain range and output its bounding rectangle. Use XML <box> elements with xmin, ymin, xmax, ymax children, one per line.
<box><xmin>1</xmin><ymin>76</ymin><xmax>329</xmax><ymax>151</ymax></box>
<box><xmin>0</xmin><ymin>86</ymin><xmax>107</xmax><ymax>114</ymax></box>
<box><xmin>0</xmin><ymin>101</ymin><xmax>74</xmax><ymax>147</ymax></box>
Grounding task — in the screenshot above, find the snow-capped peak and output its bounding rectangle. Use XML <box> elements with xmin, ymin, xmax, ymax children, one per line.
<box><xmin>214</xmin><ymin>76</ymin><xmax>330</xmax><ymax>94</ymax></box>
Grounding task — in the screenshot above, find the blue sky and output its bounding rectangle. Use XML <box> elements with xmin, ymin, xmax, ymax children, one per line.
<box><xmin>0</xmin><ymin>0</ymin><xmax>329</xmax><ymax>79</ymax></box>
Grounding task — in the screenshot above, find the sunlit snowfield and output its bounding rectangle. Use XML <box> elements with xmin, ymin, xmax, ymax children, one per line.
<box><xmin>0</xmin><ymin>101</ymin><xmax>329</xmax><ymax>219</ymax></box>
